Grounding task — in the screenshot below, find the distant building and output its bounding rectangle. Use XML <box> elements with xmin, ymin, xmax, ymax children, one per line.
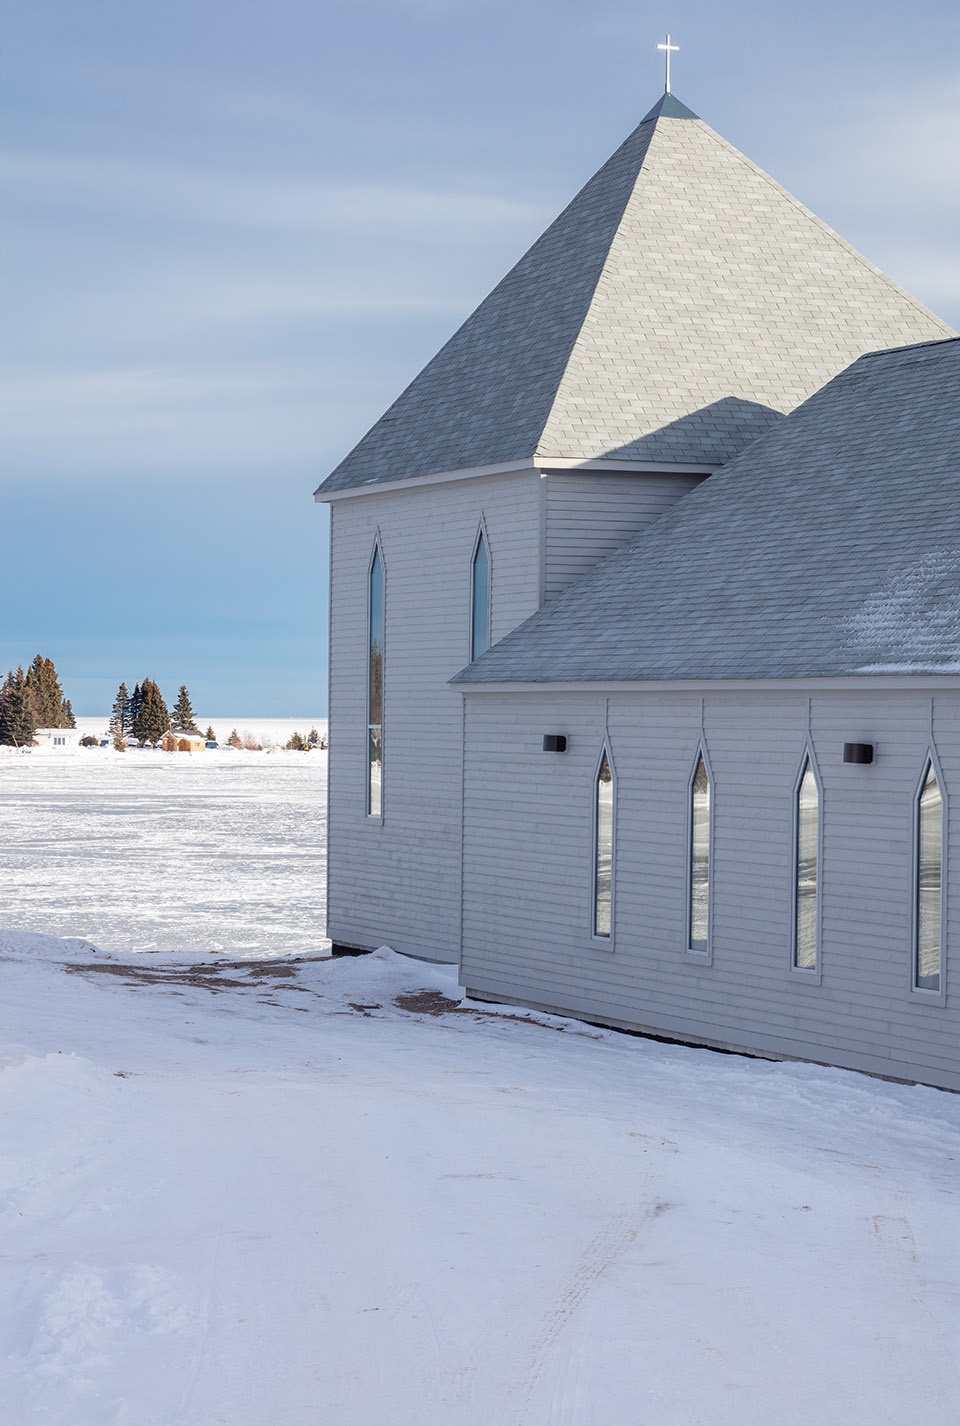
<box><xmin>161</xmin><ymin>730</ymin><xmax>206</xmax><ymax>753</ymax></box>
<box><xmin>315</xmin><ymin>91</ymin><xmax>958</xmax><ymax>1088</ymax></box>
<box><xmin>33</xmin><ymin>728</ymin><xmax>81</xmax><ymax>754</ymax></box>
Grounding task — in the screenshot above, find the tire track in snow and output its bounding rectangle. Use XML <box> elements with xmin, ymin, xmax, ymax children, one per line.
<box><xmin>506</xmin><ymin>1200</ymin><xmax>671</xmax><ymax>1426</ymax></box>
<box><xmin>175</xmin><ymin>1221</ymin><xmax>225</xmax><ymax>1424</ymax></box>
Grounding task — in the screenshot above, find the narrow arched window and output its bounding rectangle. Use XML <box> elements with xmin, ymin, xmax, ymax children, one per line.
<box><xmin>688</xmin><ymin>753</ymin><xmax>710</xmax><ymax>953</ymax></box>
<box><xmin>915</xmin><ymin>761</ymin><xmax>943</xmax><ymax>992</ymax></box>
<box><xmin>794</xmin><ymin>758</ymin><xmax>819</xmax><ymax>971</ymax></box>
<box><xmin>594</xmin><ymin>751</ymin><xmax>614</xmax><ymax>938</ymax></box>
<box><xmin>471</xmin><ymin>530</ymin><xmax>490</xmax><ymax>660</ymax></box>
<box><xmin>367</xmin><ymin>543</ymin><xmax>384</xmax><ymax>816</ymax></box>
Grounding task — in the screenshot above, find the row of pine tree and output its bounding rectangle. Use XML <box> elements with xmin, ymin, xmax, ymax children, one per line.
<box><xmin>110</xmin><ymin>680</ymin><xmax>192</xmax><ymax>747</ymax></box>
<box><xmin>1</xmin><ymin>656</ymin><xmax>322</xmax><ymax>752</ymax></box>
<box><xmin>109</xmin><ymin>681</ymin><xmax>221</xmax><ymax>748</ymax></box>
<box><xmin>0</xmin><ymin>657</ymin><xmax>208</xmax><ymax>749</ymax></box>
<box><xmin>0</xmin><ymin>657</ymin><xmax>75</xmax><ymax>747</ymax></box>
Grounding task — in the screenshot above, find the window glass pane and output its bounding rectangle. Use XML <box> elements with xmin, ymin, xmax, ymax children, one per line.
<box><xmin>916</xmin><ymin>765</ymin><xmax>942</xmax><ymax>992</ymax></box>
<box><xmin>595</xmin><ymin>753</ymin><xmax>613</xmax><ymax>937</ymax></box>
<box><xmin>471</xmin><ymin>533</ymin><xmax>490</xmax><ymax>660</ymax></box>
<box><xmin>368</xmin><ymin>727</ymin><xmax>383</xmax><ymax>818</ymax></box>
<box><xmin>368</xmin><ymin>547</ymin><xmax>384</xmax><ymax>815</ymax></box>
<box><xmin>369</xmin><ymin>548</ymin><xmax>384</xmax><ymax>726</ymax></box>
<box><xmin>795</xmin><ymin>761</ymin><xmax>818</xmax><ymax>970</ymax></box>
<box><xmin>690</xmin><ymin>755</ymin><xmax>710</xmax><ymax>951</ymax></box>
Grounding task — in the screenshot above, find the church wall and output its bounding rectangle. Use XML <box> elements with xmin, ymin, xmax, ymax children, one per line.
<box><xmin>326</xmin><ymin>469</ymin><xmax>542</xmax><ymax>961</ymax></box>
<box><xmin>542</xmin><ymin>471</ymin><xmax>706</xmax><ymax>600</ymax></box>
<box><xmin>460</xmin><ymin>686</ymin><xmax>960</xmax><ymax>1089</ymax></box>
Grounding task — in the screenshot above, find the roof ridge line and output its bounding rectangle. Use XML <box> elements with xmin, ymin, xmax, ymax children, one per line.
<box><xmin>691</xmin><ymin>119</ymin><xmax>955</xmax><ymax>336</ymax></box>
<box><xmin>533</xmin><ymin>114</ymin><xmax>660</xmax><ymax>459</ymax></box>
<box><xmin>858</xmin><ymin>334</ymin><xmax>960</xmax><ymax>360</ymax></box>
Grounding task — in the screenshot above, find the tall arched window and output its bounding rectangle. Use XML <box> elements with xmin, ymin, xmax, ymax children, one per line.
<box><xmin>471</xmin><ymin>529</ymin><xmax>490</xmax><ymax>660</ymax></box>
<box><xmin>688</xmin><ymin>751</ymin><xmax>711</xmax><ymax>954</ymax></box>
<box><xmin>915</xmin><ymin>760</ymin><xmax>943</xmax><ymax>993</ymax></box>
<box><xmin>367</xmin><ymin>542</ymin><xmax>384</xmax><ymax>816</ymax></box>
<box><xmin>594</xmin><ymin>749</ymin><xmax>614</xmax><ymax>939</ymax></box>
<box><xmin>794</xmin><ymin>757</ymin><xmax>820</xmax><ymax>971</ymax></box>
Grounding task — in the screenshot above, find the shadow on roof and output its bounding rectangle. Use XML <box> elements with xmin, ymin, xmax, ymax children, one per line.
<box><xmin>583</xmin><ymin>396</ymin><xmax>784</xmax><ymax>467</ymax></box>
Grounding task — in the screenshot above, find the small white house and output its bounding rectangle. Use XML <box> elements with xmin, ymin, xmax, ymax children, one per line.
<box><xmin>33</xmin><ymin>728</ymin><xmax>81</xmax><ymax>754</ymax></box>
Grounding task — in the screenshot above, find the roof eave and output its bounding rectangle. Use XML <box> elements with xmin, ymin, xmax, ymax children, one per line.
<box><xmin>314</xmin><ymin>455</ymin><xmax>716</xmax><ymax>502</ymax></box>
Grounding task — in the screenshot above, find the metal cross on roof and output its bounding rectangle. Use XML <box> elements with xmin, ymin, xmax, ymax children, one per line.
<box><xmin>657</xmin><ymin>34</ymin><xmax>679</xmax><ymax>94</ymax></box>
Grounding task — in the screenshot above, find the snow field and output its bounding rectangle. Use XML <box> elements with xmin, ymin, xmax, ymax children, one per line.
<box><xmin>0</xmin><ymin>743</ymin><xmax>328</xmax><ymax>957</ymax></box>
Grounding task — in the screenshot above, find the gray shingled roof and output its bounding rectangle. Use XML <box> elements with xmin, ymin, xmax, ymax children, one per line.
<box><xmin>317</xmin><ymin>95</ymin><xmax>950</xmax><ymax>495</ymax></box>
<box><xmin>453</xmin><ymin>338</ymin><xmax>960</xmax><ymax>684</ymax></box>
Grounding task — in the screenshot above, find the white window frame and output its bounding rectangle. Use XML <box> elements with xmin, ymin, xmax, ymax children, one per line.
<box><xmin>684</xmin><ymin>743</ymin><xmax>714</xmax><ymax>962</ymax></box>
<box><xmin>591</xmin><ymin>741</ymin><xmax>616</xmax><ymax>947</ymax></box>
<box><xmin>910</xmin><ymin>750</ymin><xmax>947</xmax><ymax>1005</ymax></box>
<box><xmin>789</xmin><ymin>746</ymin><xmax>823</xmax><ymax>983</ymax></box>
<box><xmin>468</xmin><ymin>519</ymin><xmax>492</xmax><ymax>662</ymax></box>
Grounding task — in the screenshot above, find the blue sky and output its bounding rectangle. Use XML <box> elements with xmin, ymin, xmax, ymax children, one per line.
<box><xmin>3</xmin><ymin>0</ymin><xmax>958</xmax><ymax>715</ymax></box>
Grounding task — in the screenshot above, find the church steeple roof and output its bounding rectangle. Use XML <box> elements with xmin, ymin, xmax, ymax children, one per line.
<box><xmin>317</xmin><ymin>97</ymin><xmax>951</xmax><ymax>495</ymax></box>
<box><xmin>640</xmin><ymin>93</ymin><xmax>699</xmax><ymax>121</ymax></box>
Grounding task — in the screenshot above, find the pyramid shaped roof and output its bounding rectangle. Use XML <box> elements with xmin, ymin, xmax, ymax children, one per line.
<box><xmin>318</xmin><ymin>96</ymin><xmax>951</xmax><ymax>495</ymax></box>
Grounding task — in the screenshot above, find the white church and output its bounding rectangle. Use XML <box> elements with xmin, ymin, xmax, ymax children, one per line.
<box><xmin>315</xmin><ymin>89</ymin><xmax>959</xmax><ymax>1091</ymax></box>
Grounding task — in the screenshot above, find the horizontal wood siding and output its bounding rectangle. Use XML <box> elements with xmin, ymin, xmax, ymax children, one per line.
<box><xmin>327</xmin><ymin>470</ymin><xmax>541</xmax><ymax>960</ymax></box>
<box><xmin>460</xmin><ymin>688</ymin><xmax>959</xmax><ymax>1089</ymax></box>
<box><xmin>543</xmin><ymin>471</ymin><xmax>706</xmax><ymax>599</ymax></box>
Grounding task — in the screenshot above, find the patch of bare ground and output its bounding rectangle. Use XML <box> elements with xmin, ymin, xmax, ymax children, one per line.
<box><xmin>63</xmin><ymin>958</ymin><xmax>324</xmax><ymax>994</ymax></box>
<box><xmin>394</xmin><ymin>990</ymin><xmax>465</xmax><ymax>1016</ymax></box>
<box><xmin>393</xmin><ymin>989</ymin><xmax>597</xmax><ymax>1035</ymax></box>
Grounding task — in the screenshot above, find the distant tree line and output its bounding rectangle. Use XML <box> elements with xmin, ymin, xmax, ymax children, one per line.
<box><xmin>0</xmin><ymin>656</ymin><xmax>75</xmax><ymax>747</ymax></box>
<box><xmin>110</xmin><ymin>681</ymin><xmax>210</xmax><ymax>748</ymax></box>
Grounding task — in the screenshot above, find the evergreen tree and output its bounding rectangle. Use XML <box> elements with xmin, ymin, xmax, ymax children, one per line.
<box><xmin>204</xmin><ymin>726</ymin><xmax>216</xmax><ymax>742</ymax></box>
<box><xmin>307</xmin><ymin>727</ymin><xmax>321</xmax><ymax>747</ymax></box>
<box><xmin>285</xmin><ymin>731</ymin><xmax>306</xmax><ymax>751</ymax></box>
<box><xmin>24</xmin><ymin>655</ymin><xmax>72</xmax><ymax>728</ymax></box>
<box><xmin>63</xmin><ymin>699</ymin><xmax>76</xmax><ymax>729</ymax></box>
<box><xmin>109</xmin><ymin>683</ymin><xmax>132</xmax><ymax>740</ymax></box>
<box><xmin>128</xmin><ymin>683</ymin><xmax>144</xmax><ymax>733</ymax></box>
<box><xmin>0</xmin><ymin>668</ymin><xmax>37</xmax><ymax>747</ymax></box>
<box><xmin>132</xmin><ymin>679</ymin><xmax>170</xmax><ymax>746</ymax></box>
<box><xmin>172</xmin><ymin>684</ymin><xmax>199</xmax><ymax>732</ymax></box>
<box><xmin>228</xmin><ymin>728</ymin><xmax>242</xmax><ymax>749</ymax></box>
<box><xmin>113</xmin><ymin>728</ymin><xmax>127</xmax><ymax>752</ymax></box>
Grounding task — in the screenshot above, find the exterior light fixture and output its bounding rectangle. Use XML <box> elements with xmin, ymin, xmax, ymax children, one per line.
<box><xmin>843</xmin><ymin>742</ymin><xmax>874</xmax><ymax>765</ymax></box>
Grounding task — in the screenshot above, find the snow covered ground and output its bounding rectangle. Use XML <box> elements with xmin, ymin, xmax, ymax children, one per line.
<box><xmin>0</xmin><ymin>739</ymin><xmax>327</xmax><ymax>957</ymax></box>
<box><xmin>1</xmin><ymin>755</ymin><xmax>958</xmax><ymax>1425</ymax></box>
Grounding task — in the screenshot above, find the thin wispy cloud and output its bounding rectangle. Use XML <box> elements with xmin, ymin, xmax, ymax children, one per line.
<box><xmin>3</xmin><ymin>151</ymin><xmax>545</xmax><ymax>237</ymax></box>
<box><xmin>0</xmin><ymin>362</ymin><xmax>351</xmax><ymax>474</ymax></box>
<box><xmin>786</xmin><ymin>77</ymin><xmax>960</xmax><ymax>321</ymax></box>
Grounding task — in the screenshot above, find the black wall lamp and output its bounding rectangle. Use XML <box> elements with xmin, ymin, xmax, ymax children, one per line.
<box><xmin>542</xmin><ymin>734</ymin><xmax>567</xmax><ymax>752</ymax></box>
<box><xmin>843</xmin><ymin>742</ymin><xmax>874</xmax><ymax>765</ymax></box>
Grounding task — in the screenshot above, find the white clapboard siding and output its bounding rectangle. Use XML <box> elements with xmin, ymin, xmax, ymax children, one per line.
<box><xmin>460</xmin><ymin>688</ymin><xmax>959</xmax><ymax>1089</ymax></box>
<box><xmin>326</xmin><ymin>469</ymin><xmax>542</xmax><ymax>960</ymax></box>
<box><xmin>542</xmin><ymin>471</ymin><xmax>706</xmax><ymax>600</ymax></box>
